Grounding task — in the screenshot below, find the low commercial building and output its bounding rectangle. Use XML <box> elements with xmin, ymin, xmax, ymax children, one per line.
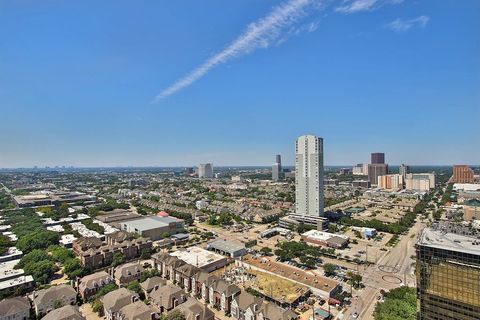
<box><xmin>96</xmin><ymin>209</ymin><xmax>141</xmax><ymax>229</ymax></box>
<box><xmin>301</xmin><ymin>230</ymin><xmax>349</xmax><ymax>249</ymax></box>
<box><xmin>0</xmin><ymin>247</ymin><xmax>23</xmax><ymax>263</ymax></box>
<box><xmin>351</xmin><ymin>227</ymin><xmax>377</xmax><ymax>239</ymax></box>
<box><xmin>0</xmin><ymin>259</ymin><xmax>34</xmax><ymax>296</ymax></box>
<box><xmin>14</xmin><ymin>191</ymin><xmax>95</xmax><ymax>208</ymax></box>
<box><xmin>119</xmin><ymin>216</ymin><xmax>184</xmax><ymax>241</ymax></box>
<box><xmin>279</xmin><ymin>213</ymin><xmax>329</xmax><ymax>231</ymax></box>
<box><xmin>169</xmin><ymin>246</ymin><xmax>227</xmax><ymax>273</ymax></box>
<box><xmin>206</xmin><ymin>240</ymin><xmax>247</xmax><ymax>258</ymax></box>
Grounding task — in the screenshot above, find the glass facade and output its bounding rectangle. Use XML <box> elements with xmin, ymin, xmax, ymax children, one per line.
<box><xmin>417</xmin><ymin>244</ymin><xmax>480</xmax><ymax>320</ymax></box>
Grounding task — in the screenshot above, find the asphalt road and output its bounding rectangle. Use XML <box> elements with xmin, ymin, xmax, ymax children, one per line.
<box><xmin>340</xmin><ymin>218</ymin><xmax>422</xmax><ymax>320</ymax></box>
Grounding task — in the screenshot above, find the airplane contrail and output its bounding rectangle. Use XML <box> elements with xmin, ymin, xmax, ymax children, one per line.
<box><xmin>152</xmin><ymin>0</ymin><xmax>321</xmax><ymax>102</ymax></box>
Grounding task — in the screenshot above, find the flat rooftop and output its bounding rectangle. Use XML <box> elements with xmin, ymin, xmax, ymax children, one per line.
<box><xmin>121</xmin><ymin>216</ymin><xmax>183</xmax><ymax>231</ymax></box>
<box><xmin>241</xmin><ymin>255</ymin><xmax>339</xmax><ymax>294</ymax></box>
<box><xmin>418</xmin><ymin>227</ymin><xmax>480</xmax><ymax>256</ymax></box>
<box><xmin>302</xmin><ymin>230</ymin><xmax>349</xmax><ymax>241</ymax></box>
<box><xmin>170</xmin><ymin>246</ymin><xmax>226</xmax><ymax>268</ymax></box>
<box><xmin>207</xmin><ymin>239</ymin><xmax>246</xmax><ymax>253</ymax></box>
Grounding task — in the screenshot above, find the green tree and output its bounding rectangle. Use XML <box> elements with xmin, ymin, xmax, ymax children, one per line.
<box><xmin>16</xmin><ymin>230</ymin><xmax>60</xmax><ymax>253</ymax></box>
<box><xmin>374</xmin><ymin>287</ymin><xmax>416</xmax><ymax>320</ymax></box>
<box><xmin>63</xmin><ymin>258</ymin><xmax>86</xmax><ymax>279</ymax></box>
<box><xmin>323</xmin><ymin>263</ymin><xmax>337</xmax><ymax>277</ymax></box>
<box><xmin>111</xmin><ymin>252</ymin><xmax>126</xmax><ymax>267</ymax></box>
<box><xmin>0</xmin><ymin>234</ymin><xmax>12</xmax><ymax>255</ymax></box>
<box><xmin>49</xmin><ymin>245</ymin><xmax>75</xmax><ymax>263</ymax></box>
<box><xmin>259</xmin><ymin>247</ymin><xmax>272</xmax><ymax>256</ymax></box>
<box><xmin>24</xmin><ymin>260</ymin><xmax>59</xmax><ymax>284</ymax></box>
<box><xmin>126</xmin><ymin>280</ymin><xmax>141</xmax><ymax>294</ymax></box>
<box><xmin>16</xmin><ymin>249</ymin><xmax>51</xmax><ymax>269</ymax></box>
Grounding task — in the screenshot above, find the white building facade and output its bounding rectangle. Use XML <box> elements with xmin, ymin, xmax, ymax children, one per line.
<box><xmin>198</xmin><ymin>163</ymin><xmax>214</xmax><ymax>179</ymax></box>
<box><xmin>295</xmin><ymin>135</ymin><xmax>324</xmax><ymax>217</ymax></box>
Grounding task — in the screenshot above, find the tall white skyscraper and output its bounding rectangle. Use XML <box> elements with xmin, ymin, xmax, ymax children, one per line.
<box><xmin>198</xmin><ymin>163</ymin><xmax>213</xmax><ymax>179</ymax></box>
<box><xmin>295</xmin><ymin>135</ymin><xmax>324</xmax><ymax>217</ymax></box>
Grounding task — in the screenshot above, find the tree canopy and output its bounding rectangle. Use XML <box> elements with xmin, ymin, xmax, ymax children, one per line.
<box><xmin>374</xmin><ymin>287</ymin><xmax>416</xmax><ymax>320</ymax></box>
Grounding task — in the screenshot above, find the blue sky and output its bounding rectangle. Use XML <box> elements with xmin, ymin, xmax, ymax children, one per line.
<box><xmin>0</xmin><ymin>0</ymin><xmax>478</xmax><ymax>167</ymax></box>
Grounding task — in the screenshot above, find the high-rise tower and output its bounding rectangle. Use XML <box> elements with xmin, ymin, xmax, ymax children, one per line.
<box><xmin>295</xmin><ymin>135</ymin><xmax>324</xmax><ymax>217</ymax></box>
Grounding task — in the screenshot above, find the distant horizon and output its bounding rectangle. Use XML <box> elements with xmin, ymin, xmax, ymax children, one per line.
<box><xmin>1</xmin><ymin>164</ymin><xmax>478</xmax><ymax>170</ymax></box>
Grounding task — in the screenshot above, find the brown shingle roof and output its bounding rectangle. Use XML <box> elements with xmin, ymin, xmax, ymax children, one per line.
<box><xmin>41</xmin><ymin>305</ymin><xmax>85</xmax><ymax>320</ymax></box>
<box><xmin>0</xmin><ymin>296</ymin><xmax>30</xmax><ymax>317</ymax></box>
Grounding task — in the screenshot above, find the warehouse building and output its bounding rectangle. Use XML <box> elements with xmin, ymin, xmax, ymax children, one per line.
<box><xmin>119</xmin><ymin>216</ymin><xmax>184</xmax><ymax>241</ymax></box>
<box><xmin>206</xmin><ymin>239</ymin><xmax>247</xmax><ymax>258</ymax></box>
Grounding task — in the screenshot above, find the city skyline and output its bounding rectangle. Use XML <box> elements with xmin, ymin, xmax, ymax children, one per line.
<box><xmin>1</xmin><ymin>0</ymin><xmax>479</xmax><ymax>167</ymax></box>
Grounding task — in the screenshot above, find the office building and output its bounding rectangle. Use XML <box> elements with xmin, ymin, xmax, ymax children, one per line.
<box><xmin>417</xmin><ymin>224</ymin><xmax>480</xmax><ymax>319</ymax></box>
<box><xmin>451</xmin><ymin>165</ymin><xmax>475</xmax><ymax>183</ymax></box>
<box><xmin>368</xmin><ymin>164</ymin><xmax>388</xmax><ymax>186</ymax></box>
<box><xmin>198</xmin><ymin>163</ymin><xmax>214</xmax><ymax>179</ymax></box>
<box><xmin>377</xmin><ymin>174</ymin><xmax>404</xmax><ymax>190</ymax></box>
<box><xmin>295</xmin><ymin>135</ymin><xmax>324</xmax><ymax>217</ymax></box>
<box><xmin>405</xmin><ymin>173</ymin><xmax>435</xmax><ymax>191</ymax></box>
<box><xmin>352</xmin><ymin>163</ymin><xmax>365</xmax><ymax>176</ymax></box>
<box><xmin>352</xmin><ymin>180</ymin><xmax>370</xmax><ymax>188</ymax></box>
<box><xmin>371</xmin><ymin>152</ymin><xmax>385</xmax><ymax>164</ymax></box>
<box><xmin>399</xmin><ymin>164</ymin><xmax>410</xmax><ymax>179</ymax></box>
<box><xmin>272</xmin><ymin>163</ymin><xmax>280</xmax><ymax>181</ymax></box>
<box><xmin>272</xmin><ymin>154</ymin><xmax>282</xmax><ymax>181</ymax></box>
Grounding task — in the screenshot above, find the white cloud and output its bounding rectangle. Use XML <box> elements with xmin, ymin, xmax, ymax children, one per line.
<box><xmin>336</xmin><ymin>0</ymin><xmax>403</xmax><ymax>14</ymax></box>
<box><xmin>387</xmin><ymin>15</ymin><xmax>430</xmax><ymax>32</ymax></box>
<box><xmin>152</xmin><ymin>0</ymin><xmax>322</xmax><ymax>101</ymax></box>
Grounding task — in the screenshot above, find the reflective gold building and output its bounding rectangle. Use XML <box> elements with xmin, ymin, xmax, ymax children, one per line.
<box><xmin>416</xmin><ymin>225</ymin><xmax>480</xmax><ymax>320</ymax></box>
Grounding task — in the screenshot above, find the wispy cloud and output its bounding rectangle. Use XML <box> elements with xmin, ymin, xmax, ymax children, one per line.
<box><xmin>387</xmin><ymin>15</ymin><xmax>430</xmax><ymax>32</ymax></box>
<box><xmin>335</xmin><ymin>0</ymin><xmax>403</xmax><ymax>14</ymax></box>
<box><xmin>152</xmin><ymin>0</ymin><xmax>322</xmax><ymax>102</ymax></box>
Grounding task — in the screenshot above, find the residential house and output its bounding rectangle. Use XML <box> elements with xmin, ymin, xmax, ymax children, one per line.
<box><xmin>41</xmin><ymin>305</ymin><xmax>85</xmax><ymax>320</ymax></box>
<box><xmin>78</xmin><ymin>270</ymin><xmax>114</xmax><ymax>300</ymax></box>
<box><xmin>140</xmin><ymin>276</ymin><xmax>166</xmax><ymax>297</ymax></box>
<box><xmin>0</xmin><ymin>296</ymin><xmax>30</xmax><ymax>320</ymax></box>
<box><xmin>118</xmin><ymin>300</ymin><xmax>158</xmax><ymax>320</ymax></box>
<box><xmin>171</xmin><ymin>297</ymin><xmax>214</xmax><ymax>320</ymax></box>
<box><xmin>192</xmin><ymin>271</ymin><xmax>219</xmax><ymax>302</ymax></box>
<box><xmin>163</xmin><ymin>256</ymin><xmax>186</xmax><ymax>281</ymax></box>
<box><xmin>33</xmin><ymin>284</ymin><xmax>77</xmax><ymax>317</ymax></box>
<box><xmin>231</xmin><ymin>291</ymin><xmax>263</xmax><ymax>320</ymax></box>
<box><xmin>73</xmin><ymin>231</ymin><xmax>152</xmax><ymax>270</ymax></box>
<box><xmin>102</xmin><ymin>288</ymin><xmax>139</xmax><ymax>320</ymax></box>
<box><xmin>257</xmin><ymin>302</ymin><xmax>298</xmax><ymax>320</ymax></box>
<box><xmin>151</xmin><ymin>252</ymin><xmax>170</xmax><ymax>276</ymax></box>
<box><xmin>114</xmin><ymin>262</ymin><xmax>145</xmax><ymax>286</ymax></box>
<box><xmin>149</xmin><ymin>284</ymin><xmax>186</xmax><ymax>314</ymax></box>
<box><xmin>175</xmin><ymin>263</ymin><xmax>200</xmax><ymax>292</ymax></box>
<box><xmin>208</xmin><ymin>279</ymin><xmax>240</xmax><ymax>314</ymax></box>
